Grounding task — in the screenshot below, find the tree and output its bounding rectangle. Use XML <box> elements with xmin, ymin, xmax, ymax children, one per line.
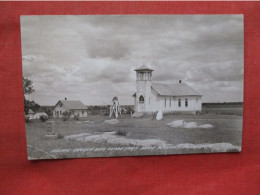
<box><xmin>23</xmin><ymin>77</ymin><xmax>35</xmax><ymax>95</ymax></box>
<box><xmin>43</xmin><ymin>108</ymin><xmax>53</xmax><ymax>117</ymax></box>
<box><xmin>23</xmin><ymin>77</ymin><xmax>40</xmax><ymax>114</ymax></box>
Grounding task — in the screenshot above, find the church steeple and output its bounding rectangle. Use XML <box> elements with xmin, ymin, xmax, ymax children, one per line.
<box><xmin>134</xmin><ymin>64</ymin><xmax>154</xmax><ymax>81</ymax></box>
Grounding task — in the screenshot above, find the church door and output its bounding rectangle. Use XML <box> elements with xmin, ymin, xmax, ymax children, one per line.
<box><xmin>138</xmin><ymin>95</ymin><xmax>145</xmax><ymax>112</ymax></box>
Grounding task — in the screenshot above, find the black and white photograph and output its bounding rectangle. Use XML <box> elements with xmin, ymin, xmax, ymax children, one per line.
<box><xmin>21</xmin><ymin>15</ymin><xmax>244</xmax><ymax>160</ymax></box>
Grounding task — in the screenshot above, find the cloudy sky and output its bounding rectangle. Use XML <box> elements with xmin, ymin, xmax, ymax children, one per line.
<box><xmin>21</xmin><ymin>15</ymin><xmax>243</xmax><ymax>106</ymax></box>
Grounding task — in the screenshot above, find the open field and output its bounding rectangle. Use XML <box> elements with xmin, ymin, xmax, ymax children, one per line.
<box><xmin>202</xmin><ymin>102</ymin><xmax>243</xmax><ymax>116</ymax></box>
<box><xmin>25</xmin><ymin>105</ymin><xmax>243</xmax><ymax>160</ymax></box>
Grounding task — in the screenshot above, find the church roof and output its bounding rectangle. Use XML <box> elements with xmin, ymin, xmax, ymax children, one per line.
<box><xmin>55</xmin><ymin>100</ymin><xmax>87</xmax><ymax>110</ymax></box>
<box><xmin>134</xmin><ymin>65</ymin><xmax>154</xmax><ymax>72</ymax></box>
<box><xmin>152</xmin><ymin>82</ymin><xmax>201</xmax><ymax>96</ymax></box>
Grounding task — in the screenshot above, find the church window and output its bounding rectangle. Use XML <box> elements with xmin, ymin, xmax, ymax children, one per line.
<box><xmin>170</xmin><ymin>98</ymin><xmax>171</xmax><ymax>107</ymax></box>
<box><xmin>148</xmin><ymin>73</ymin><xmax>151</xmax><ymax>80</ymax></box>
<box><xmin>149</xmin><ymin>97</ymin><xmax>151</xmax><ymax>105</ymax></box>
<box><xmin>185</xmin><ymin>98</ymin><xmax>188</xmax><ymax>107</ymax></box>
<box><xmin>139</xmin><ymin>95</ymin><xmax>144</xmax><ymax>103</ymax></box>
<box><xmin>178</xmin><ymin>99</ymin><xmax>181</xmax><ymax>107</ymax></box>
<box><xmin>165</xmin><ymin>98</ymin><xmax>167</xmax><ymax>107</ymax></box>
<box><xmin>140</xmin><ymin>73</ymin><xmax>144</xmax><ymax>80</ymax></box>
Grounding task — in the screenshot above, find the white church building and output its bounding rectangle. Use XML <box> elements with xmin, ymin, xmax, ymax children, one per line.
<box><xmin>133</xmin><ymin>65</ymin><xmax>202</xmax><ymax>114</ymax></box>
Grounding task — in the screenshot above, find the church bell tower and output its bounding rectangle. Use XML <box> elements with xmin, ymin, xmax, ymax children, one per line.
<box><xmin>134</xmin><ymin>65</ymin><xmax>153</xmax><ymax>112</ymax></box>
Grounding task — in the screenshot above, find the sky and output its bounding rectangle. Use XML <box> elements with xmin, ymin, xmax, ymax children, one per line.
<box><xmin>21</xmin><ymin>15</ymin><xmax>244</xmax><ymax>106</ymax></box>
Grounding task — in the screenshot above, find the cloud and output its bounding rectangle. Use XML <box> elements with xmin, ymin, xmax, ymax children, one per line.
<box><xmin>87</xmin><ymin>39</ymin><xmax>130</xmax><ymax>60</ymax></box>
<box><xmin>21</xmin><ymin>15</ymin><xmax>244</xmax><ymax>105</ymax></box>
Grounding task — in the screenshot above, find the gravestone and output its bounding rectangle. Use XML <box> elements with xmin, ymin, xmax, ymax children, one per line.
<box><xmin>45</xmin><ymin>121</ymin><xmax>56</xmax><ymax>139</ymax></box>
<box><xmin>156</xmin><ymin>111</ymin><xmax>163</xmax><ymax>120</ymax></box>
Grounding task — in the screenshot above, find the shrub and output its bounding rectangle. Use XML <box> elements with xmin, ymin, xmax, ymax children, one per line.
<box><xmin>115</xmin><ymin>129</ymin><xmax>127</xmax><ymax>136</ymax></box>
<box><xmin>62</xmin><ymin>116</ymin><xmax>69</xmax><ymax>121</ymax></box>
<box><xmin>56</xmin><ymin>132</ymin><xmax>64</xmax><ymax>139</ymax></box>
<box><xmin>62</xmin><ymin>111</ymin><xmax>70</xmax><ymax>121</ymax></box>
<box><xmin>40</xmin><ymin>115</ymin><xmax>48</xmax><ymax>122</ymax></box>
<box><xmin>25</xmin><ymin>115</ymin><xmax>30</xmax><ymax>123</ymax></box>
<box><xmin>73</xmin><ymin>113</ymin><xmax>80</xmax><ymax>120</ymax></box>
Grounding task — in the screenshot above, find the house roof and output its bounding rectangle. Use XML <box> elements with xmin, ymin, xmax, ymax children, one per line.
<box><xmin>134</xmin><ymin>65</ymin><xmax>154</xmax><ymax>72</ymax></box>
<box><xmin>28</xmin><ymin>109</ymin><xmax>34</xmax><ymax>114</ymax></box>
<box><xmin>56</xmin><ymin>100</ymin><xmax>87</xmax><ymax>110</ymax></box>
<box><xmin>152</xmin><ymin>82</ymin><xmax>201</xmax><ymax>96</ymax></box>
<box><xmin>35</xmin><ymin>112</ymin><xmax>48</xmax><ymax>116</ymax></box>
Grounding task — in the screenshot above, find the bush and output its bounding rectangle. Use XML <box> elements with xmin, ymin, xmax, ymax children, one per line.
<box><xmin>62</xmin><ymin>111</ymin><xmax>70</xmax><ymax>117</ymax></box>
<box><xmin>62</xmin><ymin>111</ymin><xmax>70</xmax><ymax>121</ymax></box>
<box><xmin>115</xmin><ymin>130</ymin><xmax>127</xmax><ymax>136</ymax></box>
<box><xmin>62</xmin><ymin>116</ymin><xmax>69</xmax><ymax>121</ymax></box>
<box><xmin>25</xmin><ymin>115</ymin><xmax>30</xmax><ymax>123</ymax></box>
<box><xmin>73</xmin><ymin>113</ymin><xmax>80</xmax><ymax>120</ymax></box>
<box><xmin>40</xmin><ymin>115</ymin><xmax>48</xmax><ymax>122</ymax></box>
<box><xmin>56</xmin><ymin>132</ymin><xmax>64</xmax><ymax>139</ymax></box>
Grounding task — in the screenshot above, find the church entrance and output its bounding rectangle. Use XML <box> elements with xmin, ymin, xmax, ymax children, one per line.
<box><xmin>138</xmin><ymin>102</ymin><xmax>145</xmax><ymax>112</ymax></box>
<box><xmin>138</xmin><ymin>95</ymin><xmax>145</xmax><ymax>112</ymax></box>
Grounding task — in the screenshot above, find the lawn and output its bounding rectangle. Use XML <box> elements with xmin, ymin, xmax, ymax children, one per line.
<box><xmin>25</xmin><ymin>107</ymin><xmax>243</xmax><ymax>160</ymax></box>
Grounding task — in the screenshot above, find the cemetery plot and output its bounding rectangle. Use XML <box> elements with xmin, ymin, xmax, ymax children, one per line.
<box><xmin>25</xmin><ymin>111</ymin><xmax>242</xmax><ymax>160</ymax></box>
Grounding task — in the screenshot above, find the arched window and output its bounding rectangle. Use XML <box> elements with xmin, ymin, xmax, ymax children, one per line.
<box><xmin>139</xmin><ymin>95</ymin><xmax>144</xmax><ymax>103</ymax></box>
<box><xmin>178</xmin><ymin>98</ymin><xmax>181</xmax><ymax>107</ymax></box>
<box><xmin>185</xmin><ymin>98</ymin><xmax>188</xmax><ymax>107</ymax></box>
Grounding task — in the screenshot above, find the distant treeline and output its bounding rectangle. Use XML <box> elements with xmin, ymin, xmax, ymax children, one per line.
<box><xmin>202</xmin><ymin>102</ymin><xmax>243</xmax><ymax>108</ymax></box>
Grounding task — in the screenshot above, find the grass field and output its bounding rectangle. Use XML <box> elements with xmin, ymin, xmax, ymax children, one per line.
<box><xmin>25</xmin><ymin>105</ymin><xmax>243</xmax><ymax>160</ymax></box>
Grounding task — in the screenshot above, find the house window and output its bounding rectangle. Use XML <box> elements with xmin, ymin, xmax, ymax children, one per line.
<box><xmin>170</xmin><ymin>98</ymin><xmax>171</xmax><ymax>107</ymax></box>
<box><xmin>139</xmin><ymin>95</ymin><xmax>144</xmax><ymax>103</ymax></box>
<box><xmin>149</xmin><ymin>97</ymin><xmax>151</xmax><ymax>105</ymax></box>
<box><xmin>82</xmin><ymin>110</ymin><xmax>84</xmax><ymax>114</ymax></box>
<box><xmin>196</xmin><ymin>98</ymin><xmax>198</xmax><ymax>103</ymax></box>
<box><xmin>60</xmin><ymin>111</ymin><xmax>61</xmax><ymax>114</ymax></box>
<box><xmin>185</xmin><ymin>98</ymin><xmax>188</xmax><ymax>107</ymax></box>
<box><xmin>178</xmin><ymin>99</ymin><xmax>181</xmax><ymax>107</ymax></box>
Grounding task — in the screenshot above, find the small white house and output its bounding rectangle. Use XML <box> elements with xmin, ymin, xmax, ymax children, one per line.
<box><xmin>33</xmin><ymin>112</ymin><xmax>48</xmax><ymax>119</ymax></box>
<box><xmin>133</xmin><ymin>65</ymin><xmax>202</xmax><ymax>114</ymax></box>
<box><xmin>53</xmin><ymin>99</ymin><xmax>88</xmax><ymax>118</ymax></box>
<box><xmin>27</xmin><ymin>109</ymin><xmax>35</xmax><ymax>120</ymax></box>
